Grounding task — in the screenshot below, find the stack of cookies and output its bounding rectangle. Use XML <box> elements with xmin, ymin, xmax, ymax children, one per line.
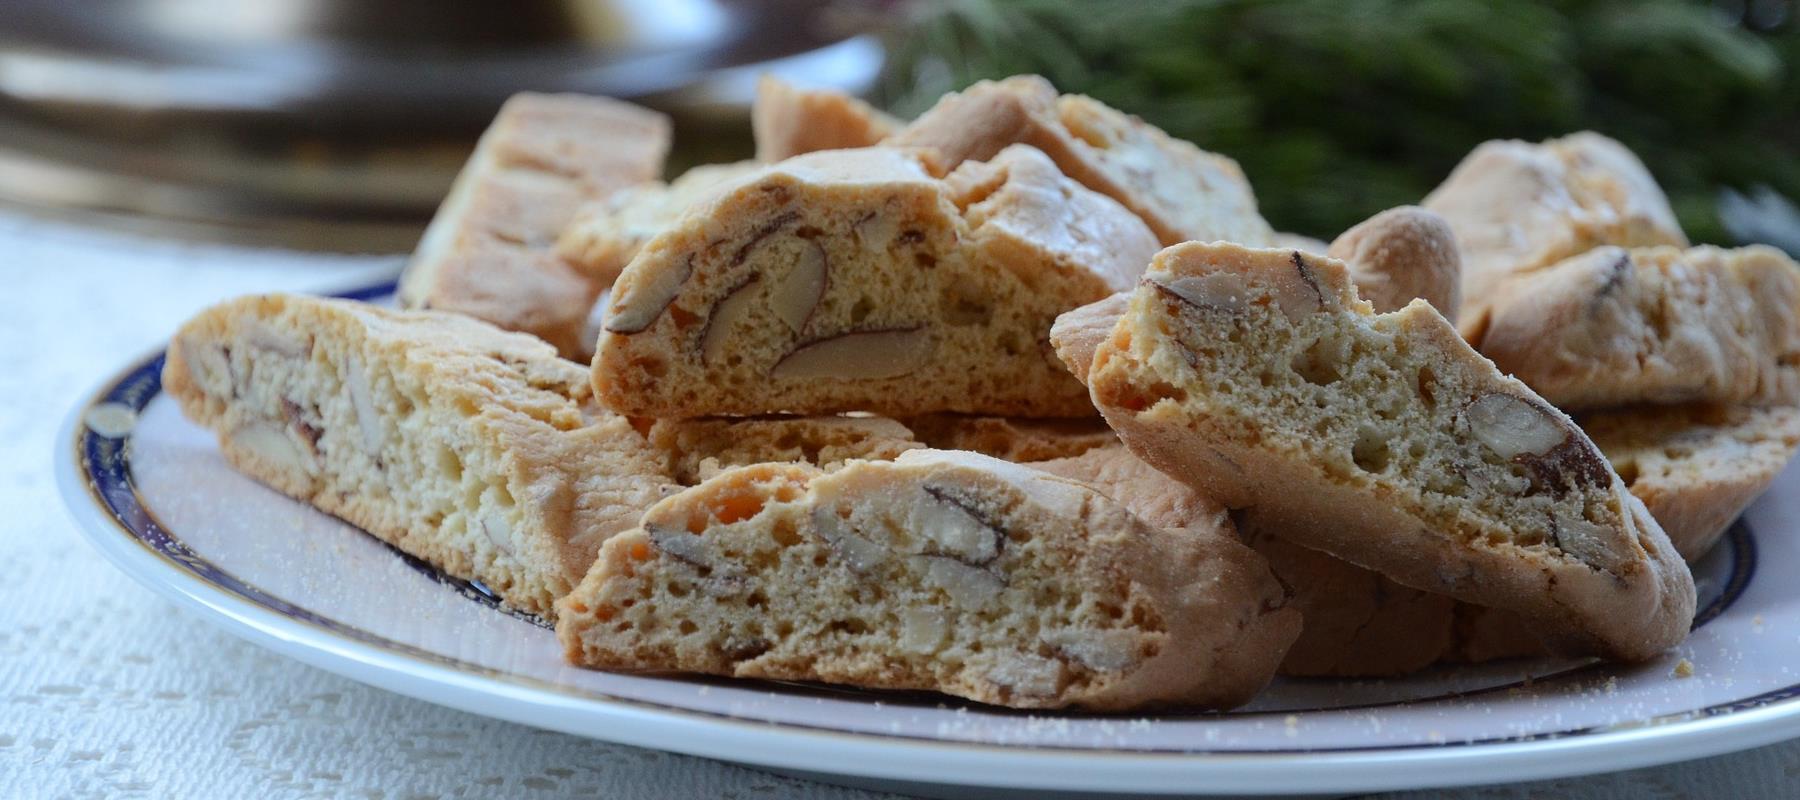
<box><xmin>164</xmin><ymin>74</ymin><xmax>1800</xmax><ymax>710</ymax></box>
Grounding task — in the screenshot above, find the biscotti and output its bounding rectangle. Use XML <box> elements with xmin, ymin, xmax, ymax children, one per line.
<box><xmin>557</xmin><ymin>161</ymin><xmax>765</xmax><ymax>290</ymax></box>
<box><xmin>1583</xmin><ymin>403</ymin><xmax>1800</xmax><ymax>561</ymax></box>
<box><xmin>1327</xmin><ymin>206</ymin><xmax>1462</xmax><ymax>321</ymax></box>
<box><xmin>163</xmin><ymin>294</ymin><xmax>675</xmax><ymax>616</ymax></box>
<box><xmin>1423</xmin><ymin>131</ymin><xmax>1687</xmax><ymax>340</ymax></box>
<box><xmin>1475</xmin><ymin>245</ymin><xmax>1800</xmax><ymax>410</ymax></box>
<box><xmin>887</xmin><ymin>75</ymin><xmax>1276</xmax><ymax>247</ymax></box>
<box><xmin>1063</xmin><ymin>241</ymin><xmax>1694</xmax><ymax>661</ymax></box>
<box><xmin>593</xmin><ymin>145</ymin><xmax>1158</xmax><ymax>418</ymax></box>
<box><xmin>397</xmin><ymin>93</ymin><xmax>669</xmax><ymax>359</ymax></box>
<box><xmin>556</xmin><ymin>450</ymin><xmax>1299</xmax><ymax>710</ymax></box>
<box><xmin>753</xmin><ymin>76</ymin><xmax>902</xmax><ymax>162</ymax></box>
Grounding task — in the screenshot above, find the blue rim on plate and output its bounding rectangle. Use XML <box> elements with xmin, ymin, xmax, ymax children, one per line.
<box><xmin>51</xmin><ymin>281</ymin><xmax>1800</xmax><ymax>796</ymax></box>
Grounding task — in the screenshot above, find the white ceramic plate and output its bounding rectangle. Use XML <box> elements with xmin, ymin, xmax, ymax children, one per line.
<box><xmin>56</xmin><ymin>284</ymin><xmax>1800</xmax><ymax>797</ymax></box>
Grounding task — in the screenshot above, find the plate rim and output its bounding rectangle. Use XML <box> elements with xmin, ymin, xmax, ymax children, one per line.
<box><xmin>53</xmin><ymin>284</ymin><xmax>1800</xmax><ymax>796</ymax></box>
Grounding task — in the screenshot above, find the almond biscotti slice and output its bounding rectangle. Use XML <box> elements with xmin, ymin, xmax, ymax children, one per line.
<box><xmin>886</xmin><ymin>75</ymin><xmax>1276</xmax><ymax>248</ymax></box>
<box><xmin>646</xmin><ymin>415</ymin><xmax>923</xmax><ymax>485</ymax></box>
<box><xmin>593</xmin><ymin>144</ymin><xmax>1158</xmax><ymax>418</ymax></box>
<box><xmin>556</xmin><ymin>450</ymin><xmax>1298</xmax><ymax>710</ymax></box>
<box><xmin>1069</xmin><ymin>241</ymin><xmax>1694</xmax><ymax>660</ymax></box>
<box><xmin>398</xmin><ymin>93</ymin><xmax>670</xmax><ymax>358</ymax></box>
<box><xmin>163</xmin><ymin>294</ymin><xmax>675</xmax><ymax>616</ymax></box>
<box><xmin>1476</xmin><ymin>245</ymin><xmax>1800</xmax><ymax>411</ymax></box>
<box><xmin>899</xmin><ymin>414</ymin><xmax>1116</xmax><ymax>462</ymax></box>
<box><xmin>1423</xmin><ymin>131</ymin><xmax>1687</xmax><ymax>340</ymax></box>
<box><xmin>1583</xmin><ymin>403</ymin><xmax>1800</xmax><ymax>561</ymax></box>
<box><xmin>753</xmin><ymin>76</ymin><xmax>902</xmax><ymax>162</ymax></box>
<box><xmin>557</xmin><ymin>161</ymin><xmax>765</xmax><ymax>290</ymax></box>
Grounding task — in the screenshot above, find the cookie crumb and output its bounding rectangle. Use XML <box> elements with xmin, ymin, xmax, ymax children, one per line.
<box><xmin>1673</xmin><ymin>658</ymin><xmax>1695</xmax><ymax>678</ymax></box>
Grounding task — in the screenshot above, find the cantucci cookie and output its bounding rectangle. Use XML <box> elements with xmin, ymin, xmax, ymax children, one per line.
<box><xmin>886</xmin><ymin>75</ymin><xmax>1276</xmax><ymax>247</ymax></box>
<box><xmin>1327</xmin><ymin>206</ymin><xmax>1462</xmax><ymax>321</ymax></box>
<box><xmin>1423</xmin><ymin>131</ymin><xmax>1687</xmax><ymax>340</ymax></box>
<box><xmin>753</xmin><ymin>76</ymin><xmax>902</xmax><ymax>162</ymax></box>
<box><xmin>1475</xmin><ymin>245</ymin><xmax>1800</xmax><ymax>411</ymax></box>
<box><xmin>1273</xmin><ymin>232</ymin><xmax>1329</xmax><ymax>255</ymax></box>
<box><xmin>556</xmin><ymin>450</ymin><xmax>1299</xmax><ymax>710</ymax></box>
<box><xmin>1583</xmin><ymin>403</ymin><xmax>1800</xmax><ymax>561</ymax></box>
<box><xmin>900</xmin><ymin>414</ymin><xmax>1116</xmax><ymax>462</ymax></box>
<box><xmin>646</xmin><ymin>415</ymin><xmax>923</xmax><ymax>484</ymax></box>
<box><xmin>398</xmin><ymin>93</ymin><xmax>670</xmax><ymax>358</ymax></box>
<box><xmin>1029</xmin><ymin>409</ymin><xmax>1545</xmax><ymax>677</ymax></box>
<box><xmin>163</xmin><ymin>295</ymin><xmax>675</xmax><ymax>616</ymax></box>
<box><xmin>593</xmin><ymin>144</ymin><xmax>1158</xmax><ymax>418</ymax></box>
<box><xmin>557</xmin><ymin>161</ymin><xmax>764</xmax><ymax>289</ymax></box>
<box><xmin>1065</xmin><ymin>241</ymin><xmax>1694</xmax><ymax>660</ymax></box>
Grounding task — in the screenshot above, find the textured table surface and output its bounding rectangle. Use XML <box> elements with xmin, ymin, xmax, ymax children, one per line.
<box><xmin>4</xmin><ymin>210</ymin><xmax>1798</xmax><ymax>799</ymax></box>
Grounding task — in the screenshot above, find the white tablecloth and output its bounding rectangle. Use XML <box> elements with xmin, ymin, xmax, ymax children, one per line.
<box><xmin>4</xmin><ymin>210</ymin><xmax>1796</xmax><ymax>799</ymax></box>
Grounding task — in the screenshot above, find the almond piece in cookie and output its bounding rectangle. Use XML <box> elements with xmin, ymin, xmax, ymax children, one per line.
<box><xmin>594</xmin><ymin>145</ymin><xmax>1158</xmax><ymax>418</ymax></box>
<box><xmin>886</xmin><ymin>75</ymin><xmax>1276</xmax><ymax>247</ymax></box>
<box><xmin>398</xmin><ymin>93</ymin><xmax>670</xmax><ymax>359</ymax></box>
<box><xmin>1064</xmin><ymin>241</ymin><xmax>1694</xmax><ymax>661</ymax></box>
<box><xmin>164</xmin><ymin>295</ymin><xmax>675</xmax><ymax>617</ymax></box>
<box><xmin>753</xmin><ymin>76</ymin><xmax>902</xmax><ymax>162</ymax></box>
<box><xmin>1583</xmin><ymin>403</ymin><xmax>1800</xmax><ymax>561</ymax></box>
<box><xmin>556</xmin><ymin>450</ymin><xmax>1299</xmax><ymax>710</ymax></box>
<box><xmin>1475</xmin><ymin>245</ymin><xmax>1800</xmax><ymax>410</ymax></box>
<box><xmin>1423</xmin><ymin>131</ymin><xmax>1687</xmax><ymax>340</ymax></box>
<box><xmin>1328</xmin><ymin>206</ymin><xmax>1462</xmax><ymax>321</ymax></box>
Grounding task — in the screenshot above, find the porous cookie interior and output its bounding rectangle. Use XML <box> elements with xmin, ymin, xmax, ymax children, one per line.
<box><xmin>597</xmin><ymin>148</ymin><xmax>1127</xmax><ymax>417</ymax></box>
<box><xmin>1109</xmin><ymin>246</ymin><xmax>1633</xmax><ymax>571</ymax></box>
<box><xmin>561</xmin><ymin>457</ymin><xmax>1176</xmax><ymax>708</ymax></box>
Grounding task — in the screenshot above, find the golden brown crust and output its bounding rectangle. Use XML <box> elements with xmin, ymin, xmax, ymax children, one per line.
<box><xmin>1423</xmin><ymin>131</ymin><xmax>1687</xmax><ymax>341</ymax></box>
<box><xmin>1476</xmin><ymin>245</ymin><xmax>1800</xmax><ymax>411</ymax></box>
<box><xmin>398</xmin><ymin>92</ymin><xmax>670</xmax><ymax>359</ymax></box>
<box><xmin>557</xmin><ymin>450</ymin><xmax>1299</xmax><ymax>710</ymax></box>
<box><xmin>163</xmin><ymin>294</ymin><xmax>675</xmax><ymax>616</ymax></box>
<box><xmin>1068</xmin><ymin>242</ymin><xmax>1694</xmax><ymax>661</ymax></box>
<box><xmin>887</xmin><ymin>75</ymin><xmax>1276</xmax><ymax>247</ymax></box>
<box><xmin>753</xmin><ymin>77</ymin><xmax>902</xmax><ymax>162</ymax></box>
<box><xmin>1328</xmin><ymin>206</ymin><xmax>1462</xmax><ymax>321</ymax></box>
<box><xmin>1583</xmin><ymin>403</ymin><xmax>1800</xmax><ymax>561</ymax></box>
<box><xmin>557</xmin><ymin>162</ymin><xmax>765</xmax><ymax>288</ymax></box>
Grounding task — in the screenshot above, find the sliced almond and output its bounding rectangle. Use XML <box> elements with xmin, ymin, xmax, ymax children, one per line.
<box><xmin>234</xmin><ymin>421</ymin><xmax>313</xmax><ymax>475</ymax></box>
<box><xmin>479</xmin><ymin>511</ymin><xmax>515</xmax><ymax>556</ymax></box>
<box><xmin>700</xmin><ymin>276</ymin><xmax>761</xmax><ymax>366</ymax></box>
<box><xmin>1464</xmin><ymin>393</ymin><xmax>1568</xmax><ymax>459</ymax></box>
<box><xmin>811</xmin><ymin>506</ymin><xmax>888</xmax><ymax>572</ymax></box>
<box><xmin>344</xmin><ymin>360</ymin><xmax>383</xmax><ymax>454</ymax></box>
<box><xmin>771</xmin><ymin>328</ymin><xmax>931</xmax><ymax>381</ymax></box>
<box><xmin>768</xmin><ymin>239</ymin><xmax>828</xmax><ymax>333</ymax></box>
<box><xmin>647</xmin><ymin>526</ymin><xmax>712</xmax><ymax>569</ymax></box>
<box><xmin>1148</xmin><ymin>273</ymin><xmax>1249</xmax><ymax>315</ymax></box>
<box><xmin>900</xmin><ymin>608</ymin><xmax>949</xmax><ymax>654</ymax></box>
<box><xmin>1043</xmin><ymin>629</ymin><xmax>1142</xmax><ymax>672</ymax></box>
<box><xmin>912</xmin><ymin>484</ymin><xmax>1003</xmax><ymax>565</ymax></box>
<box><xmin>913</xmin><ymin>554</ymin><xmax>1004</xmax><ymax>607</ymax></box>
<box><xmin>605</xmin><ymin>258</ymin><xmax>693</xmax><ymax>334</ymax></box>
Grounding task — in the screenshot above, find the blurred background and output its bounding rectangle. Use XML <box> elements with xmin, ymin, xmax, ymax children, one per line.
<box><xmin>1</xmin><ymin>0</ymin><xmax>1795</xmax><ymax>253</ymax></box>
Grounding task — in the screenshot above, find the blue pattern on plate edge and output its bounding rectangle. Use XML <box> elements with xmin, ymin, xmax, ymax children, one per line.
<box><xmin>72</xmin><ymin>282</ymin><xmax>1796</xmax><ymax>755</ymax></box>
